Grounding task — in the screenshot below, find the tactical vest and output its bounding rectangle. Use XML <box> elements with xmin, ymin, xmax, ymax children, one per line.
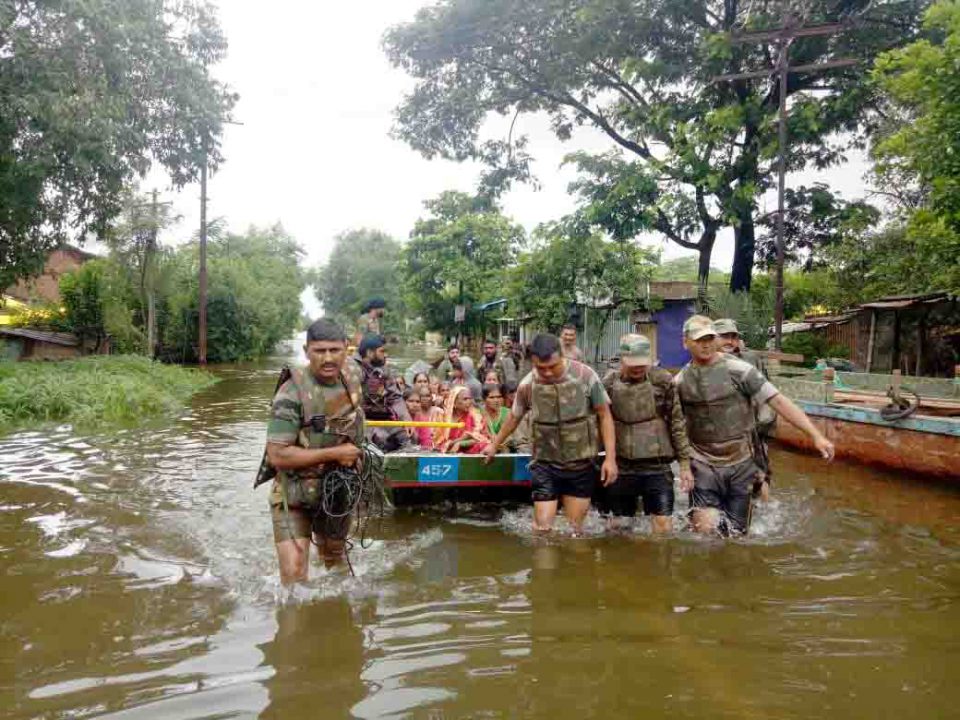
<box><xmin>734</xmin><ymin>349</ymin><xmax>777</xmax><ymax>437</ymax></box>
<box><xmin>278</xmin><ymin>368</ymin><xmax>364</xmax><ymax>494</ymax></box>
<box><xmin>529</xmin><ymin>364</ymin><xmax>598</xmax><ymax>463</ymax></box>
<box><xmin>604</xmin><ymin>371</ymin><xmax>675</xmax><ymax>460</ymax></box>
<box><xmin>677</xmin><ymin>360</ymin><xmax>755</xmax><ymax>445</ymax></box>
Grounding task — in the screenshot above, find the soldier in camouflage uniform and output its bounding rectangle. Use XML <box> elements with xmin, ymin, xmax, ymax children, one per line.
<box><xmin>353</xmin><ymin>297</ymin><xmax>386</xmax><ymax>346</ymax></box>
<box><xmin>353</xmin><ymin>333</ymin><xmax>413</xmax><ymax>452</ymax></box>
<box><xmin>483</xmin><ymin>333</ymin><xmax>618</xmax><ymax>534</ymax></box>
<box><xmin>478</xmin><ymin>338</ymin><xmax>508</xmax><ymax>384</ymax></box>
<box><xmin>675</xmin><ymin>316</ymin><xmax>835</xmax><ymax>536</ymax></box>
<box><xmin>600</xmin><ymin>334</ymin><xmax>694</xmax><ymax>533</ymax></box>
<box><xmin>265</xmin><ymin>318</ymin><xmax>365</xmax><ymax>584</ymax></box>
<box><xmin>715</xmin><ymin>318</ymin><xmax>776</xmax><ymax>501</ymax></box>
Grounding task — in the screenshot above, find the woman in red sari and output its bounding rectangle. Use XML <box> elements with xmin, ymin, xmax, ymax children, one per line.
<box><xmin>433</xmin><ymin>385</ymin><xmax>492</xmax><ymax>454</ymax></box>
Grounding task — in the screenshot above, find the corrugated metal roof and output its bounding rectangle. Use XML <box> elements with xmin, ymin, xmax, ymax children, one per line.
<box><xmin>860</xmin><ymin>291</ymin><xmax>951</xmax><ymax>309</ymax></box>
<box><xmin>0</xmin><ymin>327</ymin><xmax>79</xmax><ymax>346</ymax></box>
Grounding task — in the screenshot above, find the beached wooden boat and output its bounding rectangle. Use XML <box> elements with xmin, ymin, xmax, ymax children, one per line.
<box><xmin>773</xmin><ymin>372</ymin><xmax>960</xmax><ymax>479</ymax></box>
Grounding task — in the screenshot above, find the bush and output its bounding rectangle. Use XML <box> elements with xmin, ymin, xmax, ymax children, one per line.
<box><xmin>781</xmin><ymin>333</ymin><xmax>851</xmax><ymax>367</ymax></box>
<box><xmin>0</xmin><ymin>355</ymin><xmax>215</xmax><ymax>433</ymax></box>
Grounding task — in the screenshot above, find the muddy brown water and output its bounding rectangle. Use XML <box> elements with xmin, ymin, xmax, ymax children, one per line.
<box><xmin>2</xmin><ymin>340</ymin><xmax>958</xmax><ymax>719</ymax></box>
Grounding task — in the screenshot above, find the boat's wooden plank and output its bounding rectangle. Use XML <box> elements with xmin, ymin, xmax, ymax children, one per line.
<box><xmin>795</xmin><ymin>400</ymin><xmax>960</xmax><ymax>437</ymax></box>
<box><xmin>832</xmin><ymin>390</ymin><xmax>960</xmax><ymax>413</ymax></box>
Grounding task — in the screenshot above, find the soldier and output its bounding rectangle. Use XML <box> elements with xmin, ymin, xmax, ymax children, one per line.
<box><xmin>483</xmin><ymin>333</ymin><xmax>618</xmax><ymax>535</ymax></box>
<box><xmin>560</xmin><ymin>323</ymin><xmax>585</xmax><ymax>362</ymax></box>
<box><xmin>675</xmin><ymin>316</ymin><xmax>835</xmax><ymax>536</ymax></box>
<box><xmin>354</xmin><ymin>297</ymin><xmax>386</xmax><ymax>345</ymax></box>
<box><xmin>601</xmin><ymin>334</ymin><xmax>694</xmax><ymax>533</ymax></box>
<box><xmin>353</xmin><ymin>333</ymin><xmax>412</xmax><ymax>452</ymax></box>
<box><xmin>498</xmin><ymin>336</ymin><xmax>520</xmax><ymax>385</ymax></box>
<box><xmin>265</xmin><ymin>318</ymin><xmax>364</xmax><ymax>583</ymax></box>
<box><xmin>714</xmin><ymin>318</ymin><xmax>776</xmax><ymax>501</ymax></box>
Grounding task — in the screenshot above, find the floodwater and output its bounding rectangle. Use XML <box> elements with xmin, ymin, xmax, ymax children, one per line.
<box><xmin>2</xmin><ymin>341</ymin><xmax>958</xmax><ymax>719</ymax></box>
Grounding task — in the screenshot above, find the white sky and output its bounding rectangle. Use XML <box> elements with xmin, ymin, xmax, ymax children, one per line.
<box><xmin>143</xmin><ymin>0</ymin><xmax>872</xmax><ymax>315</ymax></box>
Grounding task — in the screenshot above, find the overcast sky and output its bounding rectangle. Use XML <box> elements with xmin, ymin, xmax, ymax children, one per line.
<box><xmin>146</xmin><ymin>0</ymin><xmax>872</xmax><ymax>315</ymax></box>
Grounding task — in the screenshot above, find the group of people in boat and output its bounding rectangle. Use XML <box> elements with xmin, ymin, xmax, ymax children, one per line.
<box><xmin>262</xmin><ymin>298</ymin><xmax>835</xmax><ymax>584</ymax></box>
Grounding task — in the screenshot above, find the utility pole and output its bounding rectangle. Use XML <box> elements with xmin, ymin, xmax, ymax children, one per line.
<box><xmin>714</xmin><ymin>18</ymin><xmax>857</xmax><ymax>349</ymax></box>
<box><xmin>147</xmin><ymin>189</ymin><xmax>158</xmax><ymax>358</ymax></box>
<box><xmin>199</xmin><ymin>134</ymin><xmax>208</xmax><ymax>366</ymax></box>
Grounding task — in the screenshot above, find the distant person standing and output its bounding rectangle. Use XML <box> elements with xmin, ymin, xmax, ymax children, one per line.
<box><xmin>435</xmin><ymin>343</ymin><xmax>463</xmax><ymax>382</ymax></box>
<box><xmin>353</xmin><ymin>334</ymin><xmax>412</xmax><ymax>452</ymax></box>
<box><xmin>499</xmin><ymin>337</ymin><xmax>520</xmax><ymax>385</ymax></box>
<box><xmin>560</xmin><ymin>323</ymin><xmax>584</xmax><ymax>362</ymax></box>
<box><xmin>600</xmin><ymin>334</ymin><xmax>693</xmax><ymax>533</ymax></box>
<box><xmin>354</xmin><ymin>297</ymin><xmax>386</xmax><ymax>346</ymax></box>
<box><xmin>484</xmin><ymin>333</ymin><xmax>618</xmax><ymax>535</ymax></box>
<box><xmin>675</xmin><ymin>316</ymin><xmax>834</xmax><ymax>536</ymax></box>
<box><xmin>478</xmin><ymin>338</ymin><xmax>506</xmax><ymax>384</ymax></box>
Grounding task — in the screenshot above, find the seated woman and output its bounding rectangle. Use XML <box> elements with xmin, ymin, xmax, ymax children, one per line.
<box><xmin>403</xmin><ymin>388</ymin><xmax>434</xmax><ymax>449</ymax></box>
<box><xmin>412</xmin><ymin>372</ymin><xmax>432</xmax><ymax>398</ymax></box>
<box><xmin>433</xmin><ymin>385</ymin><xmax>491</xmax><ymax>454</ymax></box>
<box><xmin>482</xmin><ymin>369</ymin><xmax>500</xmax><ymax>386</ymax></box>
<box><xmin>481</xmin><ymin>383</ymin><xmax>509</xmax><ymax>440</ymax></box>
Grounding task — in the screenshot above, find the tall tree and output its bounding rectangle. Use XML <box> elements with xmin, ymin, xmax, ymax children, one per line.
<box><xmin>507</xmin><ymin>219</ymin><xmax>659</xmax><ymax>332</ymax></box>
<box><xmin>869</xmin><ymin>0</ymin><xmax>960</xmax><ymax>293</ymax></box>
<box><xmin>0</xmin><ymin>0</ymin><xmax>236</xmax><ymax>290</ymax></box>
<box><xmin>400</xmin><ymin>191</ymin><xmax>523</xmax><ymax>337</ymax></box>
<box><xmin>314</xmin><ymin>229</ymin><xmax>406</xmax><ymax>336</ymax></box>
<box><xmin>384</xmin><ymin>0</ymin><xmax>926</xmax><ymax>294</ymax></box>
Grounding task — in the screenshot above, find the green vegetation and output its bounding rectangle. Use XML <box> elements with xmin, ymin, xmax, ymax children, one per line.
<box><xmin>400</xmin><ymin>192</ymin><xmax>524</xmax><ymax>337</ymax></box>
<box><xmin>0</xmin><ymin>356</ymin><xmax>215</xmax><ymax>432</ymax></box>
<box><xmin>0</xmin><ymin>0</ymin><xmax>236</xmax><ymax>290</ymax></box>
<box><xmin>508</xmin><ymin>220</ymin><xmax>659</xmax><ymax>331</ymax></box>
<box><xmin>385</xmin><ymin>0</ymin><xmax>926</xmax><ymax>294</ymax></box>
<box><xmin>314</xmin><ymin>229</ymin><xmax>408</xmax><ymax>338</ymax></box>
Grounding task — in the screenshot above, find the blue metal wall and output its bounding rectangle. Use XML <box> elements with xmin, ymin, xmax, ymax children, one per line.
<box><xmin>654</xmin><ymin>300</ymin><xmax>695</xmax><ymax>369</ymax></box>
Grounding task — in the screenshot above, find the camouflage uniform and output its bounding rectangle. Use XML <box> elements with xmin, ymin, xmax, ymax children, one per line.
<box><xmin>675</xmin><ymin>353</ymin><xmax>779</xmax><ymax>533</ymax></box>
<box><xmin>600</xmin><ymin>367</ymin><xmax>691</xmax><ymax>517</ymax></box>
<box><xmin>266</xmin><ymin>364</ymin><xmax>365</xmax><ymax>542</ymax></box>
<box><xmin>562</xmin><ymin>344</ymin><xmax>584</xmax><ymax>362</ymax></box>
<box><xmin>512</xmin><ymin>360</ymin><xmax>609</xmax><ymax>501</ymax></box>
<box><xmin>478</xmin><ymin>354</ymin><xmax>506</xmax><ymax>384</ymax></box>
<box><xmin>353</xmin><ymin>355</ymin><xmax>412</xmax><ymax>452</ymax></box>
<box><xmin>355</xmin><ymin>312</ymin><xmax>380</xmax><ymax>341</ymax></box>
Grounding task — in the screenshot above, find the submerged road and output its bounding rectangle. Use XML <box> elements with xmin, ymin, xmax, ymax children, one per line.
<box><xmin>1</xmin><ymin>343</ymin><xmax>958</xmax><ymax>719</ymax></box>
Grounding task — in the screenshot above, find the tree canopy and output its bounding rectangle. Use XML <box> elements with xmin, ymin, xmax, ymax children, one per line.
<box><xmin>0</xmin><ymin>0</ymin><xmax>236</xmax><ymax>290</ymax></box>
<box><xmin>400</xmin><ymin>191</ymin><xmax>524</xmax><ymax>337</ymax></box>
<box><xmin>507</xmin><ymin>220</ymin><xmax>659</xmax><ymax>331</ymax></box>
<box><xmin>385</xmin><ymin>0</ymin><xmax>927</xmax><ymax>294</ymax></box>
<box><xmin>314</xmin><ymin>229</ymin><xmax>406</xmax><ymax>336</ymax></box>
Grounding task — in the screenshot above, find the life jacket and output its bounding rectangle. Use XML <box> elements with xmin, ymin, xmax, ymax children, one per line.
<box><xmin>604</xmin><ymin>368</ymin><xmax>675</xmax><ymax>460</ymax></box>
<box><xmin>730</xmin><ymin>349</ymin><xmax>777</xmax><ymax>437</ymax></box>
<box><xmin>260</xmin><ymin>367</ymin><xmax>364</xmax><ymax>493</ymax></box>
<box><xmin>676</xmin><ymin>358</ymin><xmax>755</xmax><ymax>445</ymax></box>
<box><xmin>529</xmin><ymin>361</ymin><xmax>598</xmax><ymax>463</ymax></box>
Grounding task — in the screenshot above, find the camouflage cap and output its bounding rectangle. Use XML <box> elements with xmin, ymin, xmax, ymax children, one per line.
<box><xmin>683</xmin><ymin>315</ymin><xmax>717</xmax><ymax>340</ymax></box>
<box><xmin>713</xmin><ymin>318</ymin><xmax>740</xmax><ymax>335</ymax></box>
<box><xmin>619</xmin><ymin>333</ymin><xmax>653</xmax><ymax>366</ymax></box>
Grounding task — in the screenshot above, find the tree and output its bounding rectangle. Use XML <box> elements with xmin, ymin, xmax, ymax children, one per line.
<box><xmin>869</xmin><ymin>0</ymin><xmax>960</xmax><ymax>293</ymax></box>
<box><xmin>0</xmin><ymin>0</ymin><xmax>237</xmax><ymax>290</ymax></box>
<box><xmin>161</xmin><ymin>225</ymin><xmax>306</xmax><ymax>363</ymax></box>
<box><xmin>314</xmin><ymin>229</ymin><xmax>406</xmax><ymax>336</ymax></box>
<box><xmin>384</xmin><ymin>0</ymin><xmax>926</xmax><ymax>295</ymax></box>
<box><xmin>508</xmin><ymin>219</ymin><xmax>659</xmax><ymax>332</ymax></box>
<box><xmin>400</xmin><ymin>191</ymin><xmax>524</xmax><ymax>337</ymax></box>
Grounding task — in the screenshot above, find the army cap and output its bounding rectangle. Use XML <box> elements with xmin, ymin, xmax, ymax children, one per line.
<box><xmin>683</xmin><ymin>315</ymin><xmax>717</xmax><ymax>340</ymax></box>
<box><xmin>619</xmin><ymin>333</ymin><xmax>653</xmax><ymax>366</ymax></box>
<box><xmin>713</xmin><ymin>318</ymin><xmax>740</xmax><ymax>336</ymax></box>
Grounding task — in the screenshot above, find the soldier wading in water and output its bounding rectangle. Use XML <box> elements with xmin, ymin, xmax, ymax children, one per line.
<box><xmin>600</xmin><ymin>334</ymin><xmax>694</xmax><ymax>533</ymax></box>
<box><xmin>675</xmin><ymin>316</ymin><xmax>835</xmax><ymax>536</ymax></box>
<box><xmin>483</xmin><ymin>333</ymin><xmax>618</xmax><ymax>535</ymax></box>
<box><xmin>264</xmin><ymin>318</ymin><xmax>365</xmax><ymax>584</ymax></box>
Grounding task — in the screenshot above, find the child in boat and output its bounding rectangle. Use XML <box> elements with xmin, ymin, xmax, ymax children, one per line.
<box><xmin>433</xmin><ymin>385</ymin><xmax>492</xmax><ymax>454</ymax></box>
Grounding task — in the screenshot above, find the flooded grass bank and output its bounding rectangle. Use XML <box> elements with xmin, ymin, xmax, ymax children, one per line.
<box><xmin>0</xmin><ymin>355</ymin><xmax>216</xmax><ymax>433</ymax></box>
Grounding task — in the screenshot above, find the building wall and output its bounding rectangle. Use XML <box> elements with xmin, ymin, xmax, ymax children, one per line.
<box><xmin>23</xmin><ymin>340</ymin><xmax>81</xmax><ymax>360</ymax></box>
<box><xmin>654</xmin><ymin>300</ymin><xmax>695</xmax><ymax>369</ymax></box>
<box><xmin>6</xmin><ymin>247</ymin><xmax>91</xmax><ymax>305</ymax></box>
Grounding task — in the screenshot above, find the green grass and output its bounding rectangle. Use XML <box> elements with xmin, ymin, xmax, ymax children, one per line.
<box><xmin>0</xmin><ymin>355</ymin><xmax>216</xmax><ymax>433</ymax></box>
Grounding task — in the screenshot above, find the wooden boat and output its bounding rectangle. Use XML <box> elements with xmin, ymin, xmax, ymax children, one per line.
<box><xmin>773</xmin><ymin>373</ymin><xmax>960</xmax><ymax>479</ymax></box>
<box><xmin>383</xmin><ymin>452</ymin><xmax>532</xmax><ymax>505</ymax></box>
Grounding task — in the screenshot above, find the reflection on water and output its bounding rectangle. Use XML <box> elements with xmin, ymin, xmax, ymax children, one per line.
<box><xmin>1</xmin><ymin>341</ymin><xmax>958</xmax><ymax>718</ymax></box>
